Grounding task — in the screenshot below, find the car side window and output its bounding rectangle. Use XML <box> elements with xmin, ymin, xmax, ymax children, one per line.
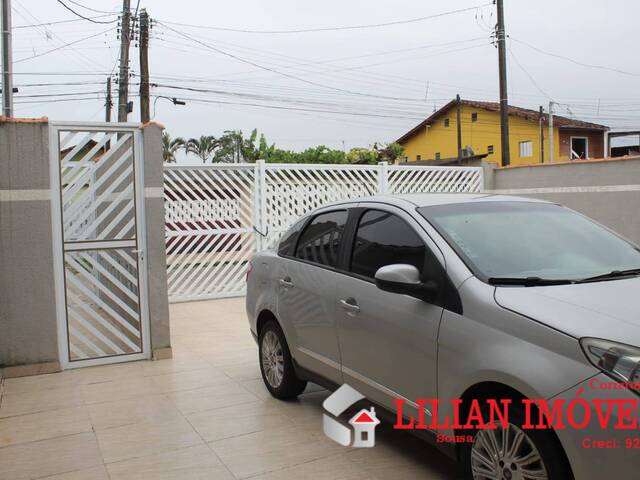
<box><xmin>295</xmin><ymin>210</ymin><xmax>348</xmax><ymax>268</ymax></box>
<box><xmin>278</xmin><ymin>218</ymin><xmax>305</xmax><ymax>257</ymax></box>
<box><xmin>350</xmin><ymin>210</ymin><xmax>426</xmax><ymax>279</ymax></box>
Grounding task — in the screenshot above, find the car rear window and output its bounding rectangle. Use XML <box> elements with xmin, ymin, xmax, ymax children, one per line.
<box><xmin>277</xmin><ymin>218</ymin><xmax>305</xmax><ymax>257</ymax></box>
<box><xmin>295</xmin><ymin>210</ymin><xmax>348</xmax><ymax>268</ymax></box>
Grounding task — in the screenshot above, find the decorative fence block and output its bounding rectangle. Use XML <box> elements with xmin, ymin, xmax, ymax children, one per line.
<box><xmin>164</xmin><ymin>162</ymin><xmax>483</xmax><ymax>302</ymax></box>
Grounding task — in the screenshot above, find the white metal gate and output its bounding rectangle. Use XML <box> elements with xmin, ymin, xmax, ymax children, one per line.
<box><xmin>164</xmin><ymin>161</ymin><xmax>483</xmax><ymax>303</ymax></box>
<box><xmin>50</xmin><ymin>122</ymin><xmax>150</xmax><ymax>369</ymax></box>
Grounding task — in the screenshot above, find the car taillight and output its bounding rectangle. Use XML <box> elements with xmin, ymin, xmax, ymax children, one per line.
<box><xmin>246</xmin><ymin>260</ymin><xmax>254</xmax><ymax>282</ymax></box>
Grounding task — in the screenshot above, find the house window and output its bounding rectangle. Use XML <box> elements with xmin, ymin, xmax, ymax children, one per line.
<box><xmin>471</xmin><ymin>112</ymin><xmax>478</xmax><ymax>122</ymax></box>
<box><xmin>435</xmin><ymin>152</ymin><xmax>441</xmax><ymax>160</ymax></box>
<box><xmin>444</xmin><ymin>119</ymin><xmax>450</xmax><ymax>128</ymax></box>
<box><xmin>519</xmin><ymin>141</ymin><xmax>533</xmax><ymax>158</ymax></box>
<box><xmin>487</xmin><ymin>145</ymin><xmax>494</xmax><ymax>154</ymax></box>
<box><xmin>416</xmin><ymin>155</ymin><xmax>421</xmax><ymax>161</ymax></box>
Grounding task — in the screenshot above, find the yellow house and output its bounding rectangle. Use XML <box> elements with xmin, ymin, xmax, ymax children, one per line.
<box><xmin>396</xmin><ymin>99</ymin><xmax>609</xmax><ymax>166</ymax></box>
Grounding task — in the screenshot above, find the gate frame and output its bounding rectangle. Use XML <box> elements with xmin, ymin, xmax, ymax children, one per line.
<box><xmin>49</xmin><ymin>121</ymin><xmax>152</xmax><ymax>370</ymax></box>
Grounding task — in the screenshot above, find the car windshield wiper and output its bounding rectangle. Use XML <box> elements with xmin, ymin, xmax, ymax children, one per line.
<box><xmin>577</xmin><ymin>268</ymin><xmax>640</xmax><ymax>283</ymax></box>
<box><xmin>488</xmin><ymin>277</ymin><xmax>574</xmax><ymax>287</ymax></box>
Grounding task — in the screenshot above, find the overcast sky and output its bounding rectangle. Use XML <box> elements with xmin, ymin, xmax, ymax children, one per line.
<box><xmin>8</xmin><ymin>0</ymin><xmax>640</xmax><ymax>157</ymax></box>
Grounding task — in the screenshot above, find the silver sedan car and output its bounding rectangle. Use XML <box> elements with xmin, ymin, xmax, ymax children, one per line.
<box><xmin>246</xmin><ymin>193</ymin><xmax>640</xmax><ymax>480</ymax></box>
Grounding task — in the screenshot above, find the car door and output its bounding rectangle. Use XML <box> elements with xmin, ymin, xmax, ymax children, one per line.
<box><xmin>277</xmin><ymin>209</ymin><xmax>349</xmax><ymax>385</ymax></box>
<box><xmin>335</xmin><ymin>204</ymin><xmax>446</xmax><ymax>417</ymax></box>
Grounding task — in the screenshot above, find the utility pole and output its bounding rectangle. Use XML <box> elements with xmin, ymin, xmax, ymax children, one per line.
<box><xmin>496</xmin><ymin>0</ymin><xmax>510</xmax><ymax>166</ymax></box>
<box><xmin>548</xmin><ymin>101</ymin><xmax>555</xmax><ymax>162</ymax></box>
<box><xmin>1</xmin><ymin>0</ymin><xmax>13</xmax><ymax>117</ymax></box>
<box><xmin>117</xmin><ymin>0</ymin><xmax>131</xmax><ymax>122</ymax></box>
<box><xmin>139</xmin><ymin>8</ymin><xmax>150</xmax><ymax>123</ymax></box>
<box><xmin>539</xmin><ymin>106</ymin><xmax>544</xmax><ymax>163</ymax></box>
<box><xmin>456</xmin><ymin>94</ymin><xmax>462</xmax><ymax>164</ymax></box>
<box><xmin>105</xmin><ymin>77</ymin><xmax>113</xmax><ymax>122</ymax></box>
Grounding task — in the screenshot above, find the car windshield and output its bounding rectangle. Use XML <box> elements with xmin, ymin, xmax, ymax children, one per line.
<box><xmin>418</xmin><ymin>201</ymin><xmax>640</xmax><ymax>282</ymax></box>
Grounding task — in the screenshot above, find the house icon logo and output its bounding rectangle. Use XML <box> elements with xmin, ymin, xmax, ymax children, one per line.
<box><xmin>322</xmin><ymin>383</ymin><xmax>381</xmax><ymax>448</ymax></box>
<box><xmin>349</xmin><ymin>408</ymin><xmax>380</xmax><ymax>447</ymax></box>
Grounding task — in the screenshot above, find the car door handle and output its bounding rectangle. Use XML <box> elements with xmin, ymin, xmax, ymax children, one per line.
<box><xmin>339</xmin><ymin>299</ymin><xmax>360</xmax><ymax>314</ymax></box>
<box><xmin>279</xmin><ymin>278</ymin><xmax>294</xmax><ymax>288</ymax></box>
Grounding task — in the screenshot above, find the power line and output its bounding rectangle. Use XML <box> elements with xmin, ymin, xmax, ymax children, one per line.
<box><xmin>507</xmin><ymin>45</ymin><xmax>552</xmax><ymax>101</ymax></box>
<box><xmin>13</xmin><ymin>27</ymin><xmax>117</xmax><ymax>63</ymax></box>
<box><xmin>13</xmin><ymin>13</ymin><xmax>118</xmax><ymax>28</ymax></box>
<box><xmin>157</xmin><ymin>21</ymin><xmax>437</xmax><ymax>102</ymax></box>
<box><xmin>510</xmin><ymin>36</ymin><xmax>640</xmax><ymax>77</ymax></box>
<box><xmin>55</xmin><ymin>0</ymin><xmax>118</xmax><ymax>24</ymax></box>
<box><xmin>158</xmin><ymin>3</ymin><xmax>492</xmax><ymax>34</ymax></box>
<box><xmin>155</xmin><ymin>95</ymin><xmax>425</xmax><ymax>120</ymax></box>
<box><xmin>12</xmin><ymin>0</ymin><xmax>111</xmax><ymax>71</ymax></box>
<box><xmin>66</xmin><ymin>0</ymin><xmax>118</xmax><ymax>14</ymax></box>
<box><xmin>15</xmin><ymin>90</ymin><xmax>104</xmax><ymax>98</ymax></box>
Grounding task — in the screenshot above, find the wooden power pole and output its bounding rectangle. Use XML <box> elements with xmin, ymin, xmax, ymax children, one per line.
<box><xmin>139</xmin><ymin>8</ymin><xmax>150</xmax><ymax>123</ymax></box>
<box><xmin>105</xmin><ymin>77</ymin><xmax>113</xmax><ymax>122</ymax></box>
<box><xmin>496</xmin><ymin>0</ymin><xmax>510</xmax><ymax>166</ymax></box>
<box><xmin>117</xmin><ymin>0</ymin><xmax>131</xmax><ymax>122</ymax></box>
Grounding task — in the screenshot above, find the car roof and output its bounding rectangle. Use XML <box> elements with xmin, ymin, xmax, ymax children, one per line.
<box><xmin>323</xmin><ymin>193</ymin><xmax>551</xmax><ymax>209</ymax></box>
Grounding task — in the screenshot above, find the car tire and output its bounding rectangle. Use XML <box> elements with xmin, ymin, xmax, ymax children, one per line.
<box><xmin>258</xmin><ymin>320</ymin><xmax>307</xmax><ymax>399</ymax></box>
<box><xmin>460</xmin><ymin>401</ymin><xmax>573</xmax><ymax>480</ymax></box>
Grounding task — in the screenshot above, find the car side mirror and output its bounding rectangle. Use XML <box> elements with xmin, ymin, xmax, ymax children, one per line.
<box><xmin>374</xmin><ymin>264</ymin><xmax>439</xmax><ymax>301</ymax></box>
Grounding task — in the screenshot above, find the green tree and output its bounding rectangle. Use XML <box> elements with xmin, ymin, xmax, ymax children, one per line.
<box><xmin>377</xmin><ymin>142</ymin><xmax>405</xmax><ymax>164</ymax></box>
<box><xmin>347</xmin><ymin>147</ymin><xmax>379</xmax><ymax>164</ymax></box>
<box><xmin>185</xmin><ymin>136</ymin><xmax>218</xmax><ymax>163</ymax></box>
<box><xmin>162</xmin><ymin>132</ymin><xmax>185</xmax><ymax>163</ymax></box>
<box><xmin>213</xmin><ymin>130</ymin><xmax>244</xmax><ymax>163</ymax></box>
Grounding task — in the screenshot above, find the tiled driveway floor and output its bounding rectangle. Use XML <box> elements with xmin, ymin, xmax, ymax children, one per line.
<box><xmin>0</xmin><ymin>298</ymin><xmax>458</xmax><ymax>479</ymax></box>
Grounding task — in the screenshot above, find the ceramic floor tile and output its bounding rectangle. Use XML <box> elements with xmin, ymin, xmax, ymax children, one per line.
<box><xmin>187</xmin><ymin>400</ymin><xmax>293</xmax><ymax>442</ymax></box>
<box><xmin>239</xmin><ymin>379</ymin><xmax>273</xmax><ymax>400</ymax></box>
<box><xmin>248</xmin><ymin>453</ymin><xmax>370</xmax><ymax>480</ymax></box>
<box><xmin>2</xmin><ymin>370</ymin><xmax>79</xmax><ymax>395</ymax></box>
<box><xmin>96</xmin><ymin>417</ymin><xmax>203</xmax><ymax>464</ymax></box>
<box><xmin>150</xmin><ymin>368</ymin><xmax>232</xmax><ymax>393</ymax></box>
<box><xmin>36</xmin><ymin>465</ymin><xmax>110</xmax><ymax>480</ymax></box>
<box><xmin>87</xmin><ymin>395</ymin><xmax>183</xmax><ymax>430</ymax></box>
<box><xmin>216</xmin><ymin>361</ymin><xmax>262</xmax><ymax>382</ymax></box>
<box><xmin>167</xmin><ymin>382</ymin><xmax>259</xmax><ymax>415</ymax></box>
<box><xmin>209</xmin><ymin>423</ymin><xmax>344</xmax><ymax>479</ymax></box>
<box><xmin>0</xmin><ymin>386</ymin><xmax>85</xmax><ymax>418</ymax></box>
<box><xmin>106</xmin><ymin>444</ymin><xmax>235</xmax><ymax>480</ymax></box>
<box><xmin>81</xmin><ymin>376</ymin><xmax>160</xmax><ymax>405</ymax></box>
<box><xmin>71</xmin><ymin>362</ymin><xmax>146</xmax><ymax>385</ymax></box>
<box><xmin>0</xmin><ymin>406</ymin><xmax>91</xmax><ymax>447</ymax></box>
<box><xmin>0</xmin><ymin>432</ymin><xmax>102</xmax><ymax>480</ymax></box>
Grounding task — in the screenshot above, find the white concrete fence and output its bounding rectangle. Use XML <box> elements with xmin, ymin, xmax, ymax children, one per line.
<box><xmin>163</xmin><ymin>161</ymin><xmax>484</xmax><ymax>302</ymax></box>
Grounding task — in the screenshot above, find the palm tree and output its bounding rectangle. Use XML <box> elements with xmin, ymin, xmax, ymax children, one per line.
<box><xmin>162</xmin><ymin>132</ymin><xmax>185</xmax><ymax>163</ymax></box>
<box><xmin>185</xmin><ymin>136</ymin><xmax>218</xmax><ymax>163</ymax></box>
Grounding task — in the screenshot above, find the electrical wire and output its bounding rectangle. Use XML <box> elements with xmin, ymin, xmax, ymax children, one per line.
<box><xmin>157</xmin><ymin>21</ymin><xmax>454</xmax><ymax>102</ymax></box>
<box><xmin>13</xmin><ymin>13</ymin><xmax>118</xmax><ymax>28</ymax></box>
<box><xmin>13</xmin><ymin>26</ymin><xmax>117</xmax><ymax>63</ymax></box>
<box><xmin>66</xmin><ymin>0</ymin><xmax>118</xmax><ymax>14</ymax></box>
<box><xmin>507</xmin><ymin>46</ymin><xmax>552</xmax><ymax>101</ymax></box>
<box><xmin>157</xmin><ymin>4</ymin><xmax>493</xmax><ymax>34</ymax></box>
<box><xmin>55</xmin><ymin>0</ymin><xmax>119</xmax><ymax>24</ymax></box>
<box><xmin>510</xmin><ymin>36</ymin><xmax>640</xmax><ymax>78</ymax></box>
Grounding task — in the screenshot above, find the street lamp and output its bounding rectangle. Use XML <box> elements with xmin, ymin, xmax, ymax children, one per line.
<box><xmin>152</xmin><ymin>95</ymin><xmax>186</xmax><ymax>119</ymax></box>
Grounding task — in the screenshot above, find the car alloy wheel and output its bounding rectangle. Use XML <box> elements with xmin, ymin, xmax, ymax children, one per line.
<box><xmin>261</xmin><ymin>330</ymin><xmax>284</xmax><ymax>389</ymax></box>
<box><xmin>470</xmin><ymin>423</ymin><xmax>548</xmax><ymax>480</ymax></box>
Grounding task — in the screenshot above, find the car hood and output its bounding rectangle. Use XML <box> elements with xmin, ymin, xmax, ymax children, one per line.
<box><xmin>494</xmin><ymin>276</ymin><xmax>640</xmax><ymax>346</ymax></box>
